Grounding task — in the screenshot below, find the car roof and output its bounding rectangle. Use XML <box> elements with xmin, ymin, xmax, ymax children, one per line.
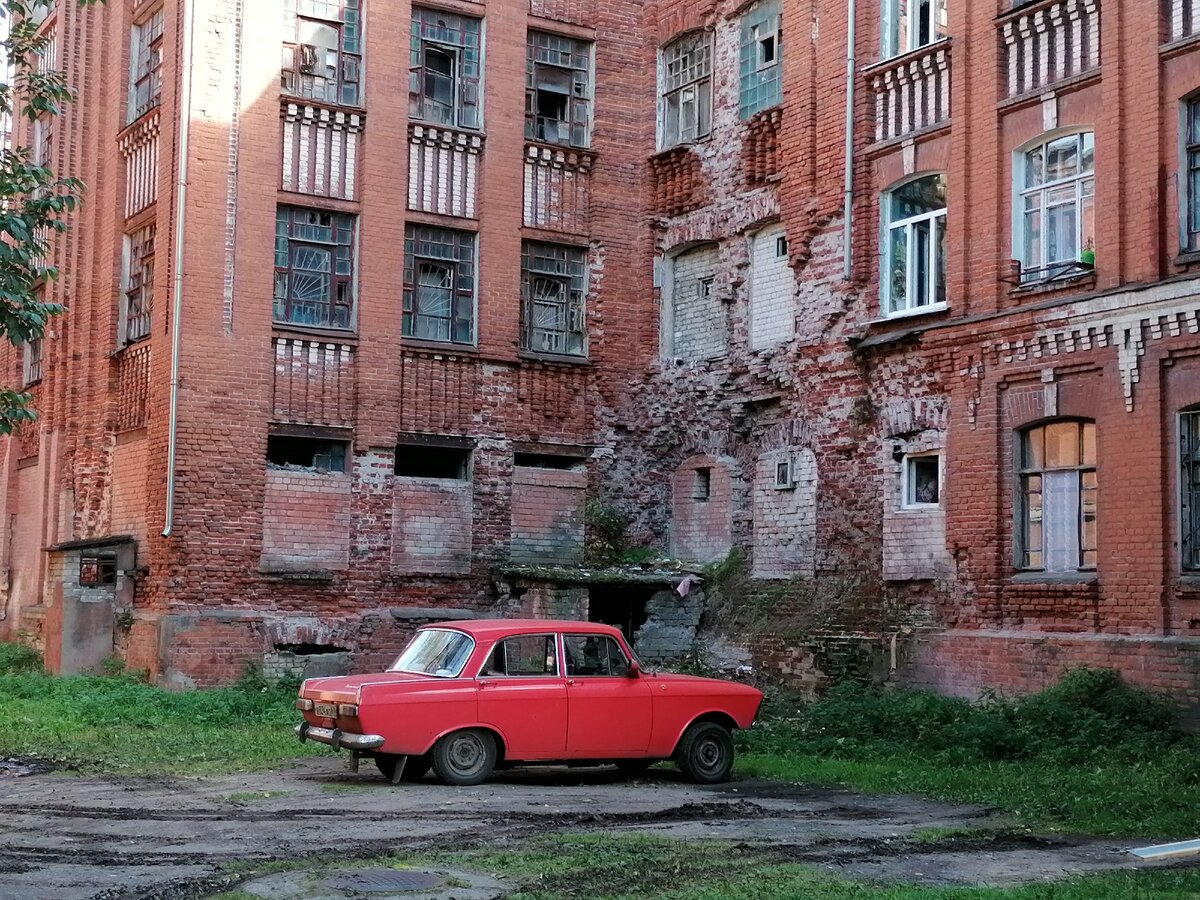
<box><xmin>418</xmin><ymin>619</ymin><xmax>624</xmax><ymax>641</ymax></box>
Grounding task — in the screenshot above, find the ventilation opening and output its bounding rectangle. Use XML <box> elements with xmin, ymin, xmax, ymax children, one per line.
<box><xmin>514</xmin><ymin>453</ymin><xmax>585</xmax><ymax>470</ymax></box>
<box><xmin>588</xmin><ymin>585</ymin><xmax>652</xmax><ymax>643</ymax></box>
<box><xmin>693</xmin><ymin>467</ymin><xmax>711</xmax><ymax>501</ymax></box>
<box><xmin>395</xmin><ymin>444</ymin><xmax>471</xmax><ymax>480</ymax></box>
<box><xmin>273</xmin><ymin>642</ymin><xmax>350</xmax><ymax>656</ymax></box>
<box><xmin>267</xmin><ymin>436</ymin><xmax>348</xmax><ymax>473</ymax></box>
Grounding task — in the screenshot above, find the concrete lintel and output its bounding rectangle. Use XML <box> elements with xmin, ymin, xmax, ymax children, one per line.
<box><xmin>389</xmin><ymin>607</ymin><xmax>477</xmax><ymax>622</ymax></box>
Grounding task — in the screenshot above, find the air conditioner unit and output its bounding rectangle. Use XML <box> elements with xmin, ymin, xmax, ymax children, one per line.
<box><xmin>773</xmin><ymin>457</ymin><xmax>795</xmax><ymax>490</ymax></box>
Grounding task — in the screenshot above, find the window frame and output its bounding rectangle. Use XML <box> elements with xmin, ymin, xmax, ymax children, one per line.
<box><xmin>1014</xmin><ymin>131</ymin><xmax>1096</xmax><ymax>281</ymax></box>
<box><xmin>881</xmin><ymin>0</ymin><xmax>947</xmax><ymax>60</ymax></box>
<box><xmin>658</xmin><ymin>30</ymin><xmax>713</xmax><ymax>150</ymax></box>
<box><xmin>520</xmin><ymin>241</ymin><xmax>587</xmax><ymax>358</ymax></box>
<box><xmin>901</xmin><ymin>452</ymin><xmax>942</xmax><ymax>509</ymax></box>
<box><xmin>881</xmin><ymin>173</ymin><xmax>947</xmax><ymax>317</ymax></box>
<box><xmin>478</xmin><ymin>634</ymin><xmax>559</xmax><ymax>678</ymax></box>
<box><xmin>281</xmin><ymin>0</ymin><xmax>363</xmax><ymax>108</ymax></box>
<box><xmin>739</xmin><ymin>0</ymin><xmax>782</xmax><ymax>119</ymax></box>
<box><xmin>127</xmin><ymin>6</ymin><xmax>164</xmax><ymax>124</ymax></box>
<box><xmin>1183</xmin><ymin>95</ymin><xmax>1200</xmax><ymax>253</ymax></box>
<box><xmin>562</xmin><ymin>633</ymin><xmax>631</xmax><ymax>678</ymax></box>
<box><xmin>22</xmin><ymin>336</ymin><xmax>43</xmax><ymax>387</ymax></box>
<box><xmin>1180</xmin><ymin>408</ymin><xmax>1200</xmax><ymax>572</ymax></box>
<box><xmin>402</xmin><ymin>225</ymin><xmax>477</xmax><ymax>346</ymax></box>
<box><xmin>409</xmin><ymin>7</ymin><xmax>483</xmax><ymax>130</ymax></box>
<box><xmin>525</xmin><ymin>30</ymin><xmax>593</xmax><ymax>149</ymax></box>
<box><xmin>1015</xmin><ymin>420</ymin><xmax>1098</xmax><ymax>573</ymax></box>
<box><xmin>120</xmin><ymin>224</ymin><xmax>155</xmax><ymax>346</ymax></box>
<box><xmin>273</xmin><ymin>206</ymin><xmax>357</xmax><ymax>332</ymax></box>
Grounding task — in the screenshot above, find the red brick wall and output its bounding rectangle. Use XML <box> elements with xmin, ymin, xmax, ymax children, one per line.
<box><xmin>260</xmin><ymin>469</ymin><xmax>352</xmax><ymax>573</ymax></box>
<box><xmin>392</xmin><ymin>478</ymin><xmax>473</xmax><ymax>575</ymax></box>
<box><xmin>510</xmin><ymin>467</ymin><xmax>587</xmax><ymax>565</ymax></box>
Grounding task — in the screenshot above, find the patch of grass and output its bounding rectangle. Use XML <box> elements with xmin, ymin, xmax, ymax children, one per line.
<box><xmin>0</xmin><ymin>641</ymin><xmax>43</xmax><ymax>675</ymax></box>
<box><xmin>0</xmin><ymin>660</ymin><xmax>327</xmax><ymax>774</ymax></box>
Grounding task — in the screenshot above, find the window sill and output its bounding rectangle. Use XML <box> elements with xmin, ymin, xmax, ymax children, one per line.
<box><xmin>861</xmin><ymin>37</ymin><xmax>951</xmax><ymax>75</ymax></box>
<box><xmin>401</xmin><ymin>338</ymin><xmax>479</xmax><ymax>354</ymax></box>
<box><xmin>898</xmin><ymin>503</ymin><xmax>942</xmax><ymax>512</ymax></box>
<box><xmin>1007</xmin><ymin>270</ymin><xmax>1096</xmax><ymax>299</ymax></box>
<box><xmin>869</xmin><ymin>303</ymin><xmax>949</xmax><ymax>327</ymax></box>
<box><xmin>651</xmin><ymin>139</ymin><xmax>709</xmax><ymax>161</ymax></box>
<box><xmin>117</xmin><ymin>105</ymin><xmax>162</xmax><ymax>140</ymax></box>
<box><xmin>518</xmin><ymin>350</ymin><xmax>590</xmax><ymax>367</ymax></box>
<box><xmin>1178</xmin><ymin>574</ymin><xmax>1200</xmax><ymax>591</ymax></box>
<box><xmin>273</xmin><ymin>324</ymin><xmax>359</xmax><ymax>344</ymax></box>
<box><xmin>1010</xmin><ymin>571</ymin><xmax>1098</xmax><ymax>586</ymax></box>
<box><xmin>1174</xmin><ymin>249</ymin><xmax>1200</xmax><ymax>268</ymax></box>
<box><xmin>282</xmin><ymin>94</ymin><xmax>366</xmax><ymax>116</ymax></box>
<box><xmin>109</xmin><ymin>337</ymin><xmax>151</xmax><ymax>358</ymax></box>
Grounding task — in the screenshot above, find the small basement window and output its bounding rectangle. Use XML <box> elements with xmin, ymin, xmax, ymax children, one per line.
<box><xmin>267</xmin><ymin>436</ymin><xmax>348</xmax><ymax>474</ymax></box>
<box><xmin>80</xmin><ymin>553</ymin><xmax>118</xmax><ymax>587</ymax></box>
<box><xmin>514</xmin><ymin>453</ymin><xmax>585</xmax><ymax>470</ymax></box>
<box><xmin>395</xmin><ymin>444</ymin><xmax>471</xmax><ymax>479</ymax></box>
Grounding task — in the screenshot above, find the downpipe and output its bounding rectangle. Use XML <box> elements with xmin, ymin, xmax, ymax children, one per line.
<box><xmin>842</xmin><ymin>0</ymin><xmax>856</xmax><ymax>280</ymax></box>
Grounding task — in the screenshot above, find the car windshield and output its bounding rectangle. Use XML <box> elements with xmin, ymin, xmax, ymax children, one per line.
<box><xmin>389</xmin><ymin>629</ymin><xmax>475</xmax><ymax>677</ymax></box>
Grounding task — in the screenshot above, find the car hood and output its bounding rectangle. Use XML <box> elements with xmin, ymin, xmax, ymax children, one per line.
<box><xmin>645</xmin><ymin>671</ymin><xmax>762</xmax><ymax>694</ymax></box>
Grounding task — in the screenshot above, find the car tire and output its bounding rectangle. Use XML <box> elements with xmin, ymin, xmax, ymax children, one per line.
<box><xmin>674</xmin><ymin>721</ymin><xmax>734</xmax><ymax>784</ymax></box>
<box><xmin>374</xmin><ymin>753</ymin><xmax>431</xmax><ymax>783</ymax></box>
<box><xmin>431</xmin><ymin>729</ymin><xmax>497</xmax><ymax>786</ymax></box>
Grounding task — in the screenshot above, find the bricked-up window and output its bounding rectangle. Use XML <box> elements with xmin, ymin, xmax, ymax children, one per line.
<box><xmin>739</xmin><ymin>0</ymin><xmax>782</xmax><ymax>119</ymax></box>
<box><xmin>881</xmin><ymin>0</ymin><xmax>947</xmax><ymax>59</ymax></box>
<box><xmin>1018</xmin><ymin>132</ymin><xmax>1095</xmax><ymax>282</ymax></box>
<box><xmin>902</xmin><ymin>453</ymin><xmax>940</xmax><ymax>507</ymax></box>
<box><xmin>274</xmin><ymin>207</ymin><xmax>356</xmax><ymax>330</ymax></box>
<box><xmin>525</xmin><ymin>31</ymin><xmax>591</xmax><ymax>149</ymax></box>
<box><xmin>282</xmin><ymin>0</ymin><xmax>363</xmax><ymax>107</ymax></box>
<box><xmin>520</xmin><ymin>242</ymin><xmax>586</xmax><ymax>357</ymax></box>
<box><xmin>1180</xmin><ymin>410</ymin><xmax>1200</xmax><ymax>570</ymax></box>
<box><xmin>395</xmin><ymin>444</ymin><xmax>471</xmax><ymax>479</ymax></box>
<box><xmin>267</xmin><ymin>435</ymin><xmax>348</xmax><ymax>473</ymax></box>
<box><xmin>1017</xmin><ymin>421</ymin><xmax>1097</xmax><ymax>572</ymax></box>
<box><xmin>1185</xmin><ymin>97</ymin><xmax>1200</xmax><ymax>251</ymax></box>
<box><xmin>659</xmin><ymin>32</ymin><xmax>712</xmax><ymax>149</ymax></box>
<box><xmin>121</xmin><ymin>224</ymin><xmax>154</xmax><ymax>344</ymax></box>
<box><xmin>22</xmin><ymin>337</ymin><xmax>42</xmax><ymax>387</ymax></box>
<box><xmin>884</xmin><ymin>174</ymin><xmax>946</xmax><ymax>316</ymax></box>
<box><xmin>409</xmin><ymin>7</ymin><xmax>482</xmax><ymax>130</ymax></box>
<box><xmin>127</xmin><ymin>7</ymin><xmax>164</xmax><ymax>123</ymax></box>
<box><xmin>403</xmin><ymin>225</ymin><xmax>475</xmax><ymax>344</ymax></box>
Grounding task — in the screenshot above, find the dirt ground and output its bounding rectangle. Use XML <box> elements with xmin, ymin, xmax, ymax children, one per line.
<box><xmin>0</xmin><ymin>756</ymin><xmax>1179</xmax><ymax>900</ymax></box>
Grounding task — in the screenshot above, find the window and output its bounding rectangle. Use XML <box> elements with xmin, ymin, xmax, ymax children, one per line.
<box><xmin>128</xmin><ymin>8</ymin><xmax>164</xmax><ymax>122</ymax></box>
<box><xmin>1185</xmin><ymin>97</ymin><xmax>1200</xmax><ymax>252</ymax></box>
<box><xmin>1018</xmin><ymin>132</ymin><xmax>1095</xmax><ymax>281</ymax></box>
<box><xmin>773</xmin><ymin>457</ymin><xmax>794</xmax><ymax>489</ymax></box>
<box><xmin>409</xmin><ymin>7</ymin><xmax>482</xmax><ymax>129</ymax></box>
<box><xmin>267</xmin><ymin>435</ymin><xmax>348</xmax><ymax>473</ymax></box>
<box><xmin>902</xmin><ymin>453</ymin><xmax>941</xmax><ymax>507</ymax></box>
<box><xmin>563</xmin><ymin>634</ymin><xmax>630</xmax><ymax>677</ymax></box>
<box><xmin>660</xmin><ymin>32</ymin><xmax>712</xmax><ymax>149</ymax></box>
<box><xmin>22</xmin><ymin>337</ymin><xmax>42</xmax><ymax>387</ymax></box>
<box><xmin>1017</xmin><ymin>421</ymin><xmax>1097</xmax><ymax>572</ymax></box>
<box><xmin>739</xmin><ymin>0</ymin><xmax>782</xmax><ymax>119</ymax></box>
<box><xmin>883</xmin><ymin>174</ymin><xmax>946</xmax><ymax>315</ymax></box>
<box><xmin>526</xmin><ymin>31</ymin><xmax>591</xmax><ymax>148</ymax></box>
<box><xmin>520</xmin><ymin>242</ymin><xmax>586</xmax><ymax>357</ymax></box>
<box><xmin>281</xmin><ymin>0</ymin><xmax>362</xmax><ymax>107</ymax></box>
<box><xmin>121</xmin><ymin>225</ymin><xmax>154</xmax><ymax>344</ymax></box>
<box><xmin>403</xmin><ymin>225</ymin><xmax>475</xmax><ymax>344</ymax></box>
<box><xmin>775</xmin><ymin>235</ymin><xmax>788</xmax><ymax>258</ymax></box>
<box><xmin>79</xmin><ymin>553</ymin><xmax>117</xmax><ymax>587</ymax></box>
<box><xmin>1180</xmin><ymin>409</ymin><xmax>1200</xmax><ymax>571</ymax></box>
<box><xmin>31</xmin><ymin>112</ymin><xmax>52</xmax><ymax>170</ymax></box>
<box><xmin>693</xmin><ymin>467</ymin><xmax>711</xmax><ymax>501</ymax></box>
<box><xmin>481</xmin><ymin>635</ymin><xmax>558</xmax><ymax>677</ymax></box>
<box><xmin>395</xmin><ymin>443</ymin><xmax>471</xmax><ymax>479</ymax></box>
<box><xmin>881</xmin><ymin>0</ymin><xmax>947</xmax><ymax>59</ymax></box>
<box><xmin>273</xmin><ymin>207</ymin><xmax>356</xmax><ymax>330</ymax></box>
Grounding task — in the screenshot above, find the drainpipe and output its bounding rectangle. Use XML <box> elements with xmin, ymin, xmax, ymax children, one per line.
<box><xmin>163</xmin><ymin>0</ymin><xmax>194</xmax><ymax>538</ymax></box>
<box><xmin>842</xmin><ymin>0</ymin><xmax>857</xmax><ymax>280</ymax></box>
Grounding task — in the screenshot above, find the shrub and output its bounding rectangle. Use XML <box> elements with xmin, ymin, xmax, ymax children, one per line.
<box><xmin>0</xmin><ymin>642</ymin><xmax>43</xmax><ymax>675</ymax></box>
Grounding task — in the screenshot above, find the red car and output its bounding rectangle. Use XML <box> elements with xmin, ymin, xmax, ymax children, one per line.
<box><xmin>295</xmin><ymin>619</ymin><xmax>763</xmax><ymax>786</ymax></box>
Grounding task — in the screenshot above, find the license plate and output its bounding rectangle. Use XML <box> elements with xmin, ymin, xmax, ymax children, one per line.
<box><xmin>313</xmin><ymin>702</ymin><xmax>338</xmax><ymax>718</ymax></box>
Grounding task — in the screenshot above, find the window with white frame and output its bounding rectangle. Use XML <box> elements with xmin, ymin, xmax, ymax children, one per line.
<box><xmin>883</xmin><ymin>174</ymin><xmax>946</xmax><ymax>316</ymax></box>
<box><xmin>1017</xmin><ymin>420</ymin><xmax>1097</xmax><ymax>572</ymax></box>
<box><xmin>1184</xmin><ymin>97</ymin><xmax>1200</xmax><ymax>252</ymax></box>
<box><xmin>22</xmin><ymin>336</ymin><xmax>43</xmax><ymax>386</ymax></box>
<box><xmin>402</xmin><ymin>225</ymin><xmax>476</xmax><ymax>344</ymax></box>
<box><xmin>281</xmin><ymin>0</ymin><xmax>363</xmax><ymax>108</ymax></box>
<box><xmin>739</xmin><ymin>0</ymin><xmax>782</xmax><ymax>119</ymax></box>
<box><xmin>902</xmin><ymin>453</ymin><xmax>940</xmax><ymax>507</ymax></box>
<box><xmin>525</xmin><ymin>31</ymin><xmax>591</xmax><ymax>149</ymax></box>
<box><xmin>1180</xmin><ymin>408</ymin><xmax>1200</xmax><ymax>571</ymax></box>
<box><xmin>121</xmin><ymin>224</ymin><xmax>155</xmax><ymax>344</ymax></box>
<box><xmin>409</xmin><ymin>7</ymin><xmax>482</xmax><ymax>130</ymax></box>
<box><xmin>660</xmin><ymin>32</ymin><xmax>712</xmax><ymax>149</ymax></box>
<box><xmin>127</xmin><ymin>7</ymin><xmax>164</xmax><ymax>123</ymax></box>
<box><xmin>1018</xmin><ymin>132</ymin><xmax>1095</xmax><ymax>281</ymax></box>
<box><xmin>881</xmin><ymin>0</ymin><xmax>947</xmax><ymax>59</ymax></box>
<box><xmin>520</xmin><ymin>241</ymin><xmax>587</xmax><ymax>357</ymax></box>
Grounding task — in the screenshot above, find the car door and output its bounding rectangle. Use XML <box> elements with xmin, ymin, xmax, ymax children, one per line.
<box><xmin>562</xmin><ymin>633</ymin><xmax>653</xmax><ymax>756</ymax></box>
<box><xmin>476</xmin><ymin>633</ymin><xmax>568</xmax><ymax>759</ymax></box>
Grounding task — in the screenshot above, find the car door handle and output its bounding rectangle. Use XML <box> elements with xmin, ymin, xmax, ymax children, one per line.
<box><xmin>566</xmin><ymin>679</ymin><xmax>576</xmax><ymax>686</ymax></box>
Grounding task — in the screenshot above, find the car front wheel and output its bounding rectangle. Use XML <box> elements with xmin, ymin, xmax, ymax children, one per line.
<box><xmin>674</xmin><ymin>722</ymin><xmax>734</xmax><ymax>784</ymax></box>
<box><xmin>431</xmin><ymin>729</ymin><xmax>497</xmax><ymax>786</ymax></box>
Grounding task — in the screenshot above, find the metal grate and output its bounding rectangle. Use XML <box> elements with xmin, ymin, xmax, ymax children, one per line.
<box><xmin>324</xmin><ymin>869</ymin><xmax>446</xmax><ymax>892</ymax></box>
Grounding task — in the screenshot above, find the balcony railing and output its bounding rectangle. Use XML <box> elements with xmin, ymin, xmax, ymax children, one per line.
<box><xmin>1000</xmin><ymin>0</ymin><xmax>1100</xmax><ymax>98</ymax></box>
<box><xmin>868</xmin><ymin>42</ymin><xmax>951</xmax><ymax>143</ymax></box>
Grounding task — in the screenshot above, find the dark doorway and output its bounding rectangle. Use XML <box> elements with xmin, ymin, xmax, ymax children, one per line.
<box><xmin>588</xmin><ymin>585</ymin><xmax>654</xmax><ymax>643</ymax></box>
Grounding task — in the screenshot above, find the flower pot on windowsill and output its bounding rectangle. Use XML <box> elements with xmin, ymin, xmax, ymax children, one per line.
<box><xmin>1079</xmin><ymin>248</ymin><xmax>1095</xmax><ymax>266</ymax></box>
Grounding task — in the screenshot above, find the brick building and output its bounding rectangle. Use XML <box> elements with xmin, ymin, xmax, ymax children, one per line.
<box><xmin>4</xmin><ymin>0</ymin><xmax>1200</xmax><ymax>711</ymax></box>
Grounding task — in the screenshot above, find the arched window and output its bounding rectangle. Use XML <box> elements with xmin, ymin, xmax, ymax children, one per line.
<box><xmin>882</xmin><ymin>174</ymin><xmax>946</xmax><ymax>316</ymax></box>
<box><xmin>1017</xmin><ymin>421</ymin><xmax>1097</xmax><ymax>572</ymax></box>
<box><xmin>1017</xmin><ymin>132</ymin><xmax>1095</xmax><ymax>281</ymax></box>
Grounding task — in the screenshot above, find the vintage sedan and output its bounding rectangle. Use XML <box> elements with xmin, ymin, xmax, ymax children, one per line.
<box><xmin>294</xmin><ymin>619</ymin><xmax>763</xmax><ymax>786</ymax></box>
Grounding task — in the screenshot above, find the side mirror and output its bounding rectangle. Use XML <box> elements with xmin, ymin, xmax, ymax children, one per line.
<box><xmin>626</xmin><ymin>660</ymin><xmax>641</xmax><ymax>679</ymax></box>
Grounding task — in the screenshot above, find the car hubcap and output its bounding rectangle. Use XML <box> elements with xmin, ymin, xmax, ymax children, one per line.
<box><xmin>449</xmin><ymin>735</ymin><xmax>484</xmax><ymax>773</ymax></box>
<box><xmin>696</xmin><ymin>737</ymin><xmax>723</xmax><ymax>774</ymax></box>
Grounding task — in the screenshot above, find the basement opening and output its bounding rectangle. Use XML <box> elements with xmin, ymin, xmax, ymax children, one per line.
<box><xmin>395</xmin><ymin>444</ymin><xmax>471</xmax><ymax>480</ymax></box>
<box><xmin>588</xmin><ymin>584</ymin><xmax>652</xmax><ymax>643</ymax></box>
<box><xmin>273</xmin><ymin>642</ymin><xmax>350</xmax><ymax>655</ymax></box>
<box><xmin>267</xmin><ymin>436</ymin><xmax>348</xmax><ymax>473</ymax></box>
<box><xmin>514</xmin><ymin>452</ymin><xmax>585</xmax><ymax>470</ymax></box>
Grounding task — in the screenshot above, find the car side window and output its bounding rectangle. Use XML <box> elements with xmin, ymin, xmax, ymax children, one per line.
<box><xmin>563</xmin><ymin>635</ymin><xmax>630</xmax><ymax>677</ymax></box>
<box><xmin>482</xmin><ymin>635</ymin><xmax>557</xmax><ymax>677</ymax></box>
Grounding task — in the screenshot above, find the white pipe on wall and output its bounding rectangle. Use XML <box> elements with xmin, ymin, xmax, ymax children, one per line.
<box><xmin>843</xmin><ymin>0</ymin><xmax>857</xmax><ymax>280</ymax></box>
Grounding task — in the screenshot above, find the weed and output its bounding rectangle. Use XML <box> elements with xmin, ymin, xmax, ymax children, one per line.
<box><xmin>0</xmin><ymin>641</ymin><xmax>43</xmax><ymax>675</ymax></box>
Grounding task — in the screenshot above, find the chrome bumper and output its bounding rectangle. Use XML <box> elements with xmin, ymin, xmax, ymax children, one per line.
<box><xmin>295</xmin><ymin>721</ymin><xmax>385</xmax><ymax>751</ymax></box>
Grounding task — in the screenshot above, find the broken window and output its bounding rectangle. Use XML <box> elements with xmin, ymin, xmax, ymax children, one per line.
<box><xmin>525</xmin><ymin>31</ymin><xmax>591</xmax><ymax>148</ymax></box>
<box><xmin>267</xmin><ymin>435</ymin><xmax>348</xmax><ymax>473</ymax></box>
<box><xmin>127</xmin><ymin>7</ymin><xmax>164</xmax><ymax>122</ymax></box>
<box><xmin>739</xmin><ymin>0</ymin><xmax>782</xmax><ymax>119</ymax></box>
<box><xmin>22</xmin><ymin>336</ymin><xmax>42</xmax><ymax>387</ymax></box>
<box><xmin>395</xmin><ymin>443</ymin><xmax>471</xmax><ymax>480</ymax></box>
<box><xmin>902</xmin><ymin>453</ymin><xmax>940</xmax><ymax>507</ymax></box>
<box><xmin>1019</xmin><ymin>132</ymin><xmax>1095</xmax><ymax>282</ymax></box>
<box><xmin>520</xmin><ymin>242</ymin><xmax>586</xmax><ymax>357</ymax></box>
<box><xmin>274</xmin><ymin>207</ymin><xmax>356</xmax><ymax>330</ymax></box>
<box><xmin>121</xmin><ymin>224</ymin><xmax>154</xmax><ymax>345</ymax></box>
<box><xmin>884</xmin><ymin>174</ymin><xmax>946</xmax><ymax>316</ymax></box>
<box><xmin>660</xmin><ymin>32</ymin><xmax>712</xmax><ymax>149</ymax></box>
<box><xmin>79</xmin><ymin>553</ymin><xmax>117</xmax><ymax>587</ymax></box>
<box><xmin>1017</xmin><ymin>421</ymin><xmax>1097</xmax><ymax>572</ymax></box>
<box><xmin>403</xmin><ymin>225</ymin><xmax>475</xmax><ymax>344</ymax></box>
<box><xmin>409</xmin><ymin>7</ymin><xmax>481</xmax><ymax>129</ymax></box>
<box><xmin>281</xmin><ymin>0</ymin><xmax>362</xmax><ymax>107</ymax></box>
<box><xmin>881</xmin><ymin>0</ymin><xmax>947</xmax><ymax>59</ymax></box>
<box><xmin>1181</xmin><ymin>409</ymin><xmax>1200</xmax><ymax>571</ymax></box>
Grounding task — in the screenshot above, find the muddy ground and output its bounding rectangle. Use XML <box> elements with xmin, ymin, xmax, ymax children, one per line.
<box><xmin>0</xmin><ymin>756</ymin><xmax>1181</xmax><ymax>899</ymax></box>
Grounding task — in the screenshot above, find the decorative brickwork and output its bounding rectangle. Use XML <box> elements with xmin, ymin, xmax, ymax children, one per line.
<box><xmin>741</xmin><ymin>107</ymin><xmax>781</xmax><ymax>187</ymax></box>
<box><xmin>650</xmin><ymin>146</ymin><xmax>706</xmax><ymax>219</ymax></box>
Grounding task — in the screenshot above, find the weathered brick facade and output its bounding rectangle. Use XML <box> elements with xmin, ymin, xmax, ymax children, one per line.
<box><xmin>4</xmin><ymin>0</ymin><xmax>1200</xmax><ymax>717</ymax></box>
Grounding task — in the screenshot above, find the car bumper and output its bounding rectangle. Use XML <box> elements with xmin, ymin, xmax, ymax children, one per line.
<box><xmin>295</xmin><ymin>721</ymin><xmax>386</xmax><ymax>751</ymax></box>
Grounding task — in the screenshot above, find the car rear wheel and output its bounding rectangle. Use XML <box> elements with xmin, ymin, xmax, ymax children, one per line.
<box><xmin>674</xmin><ymin>721</ymin><xmax>734</xmax><ymax>784</ymax></box>
<box><xmin>374</xmin><ymin>753</ymin><xmax>431</xmax><ymax>783</ymax></box>
<box><xmin>431</xmin><ymin>729</ymin><xmax>497</xmax><ymax>786</ymax></box>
